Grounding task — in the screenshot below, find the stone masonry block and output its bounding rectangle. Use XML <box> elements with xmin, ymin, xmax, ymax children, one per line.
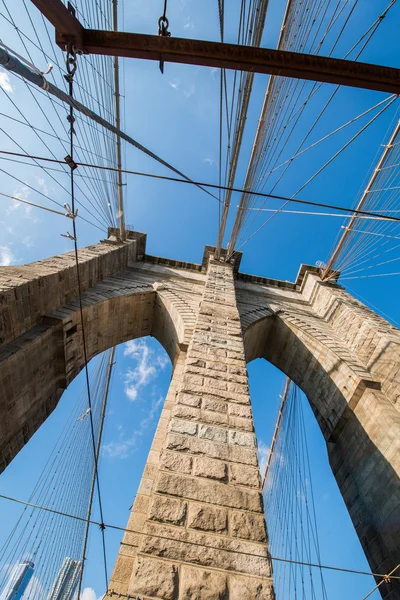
<box><xmin>174</xmin><ymin>404</ymin><xmax>201</xmax><ymax>420</ymax></box>
<box><xmin>229</xmin><ymin>403</ymin><xmax>252</xmax><ymax>419</ymax></box>
<box><xmin>203</xmin><ymin>398</ymin><xmax>228</xmax><ymax>413</ymax></box>
<box><xmin>229</xmin><ymin>574</ymin><xmax>274</xmax><ymax>599</ymax></box>
<box><xmin>231</xmin><ymin>511</ymin><xmax>267</xmax><ymax>542</ymax></box>
<box><xmin>129</xmin><ymin>556</ymin><xmax>179</xmax><ymax>600</ymax></box>
<box><xmin>170</xmin><ymin>419</ymin><xmax>198</xmax><ymax>436</ymax></box>
<box><xmin>142</xmin><ymin>523</ymin><xmax>270</xmax><ymax>577</ymax></box>
<box><xmin>179</xmin><ymin>392</ymin><xmax>202</xmax><ymax>407</ymax></box>
<box><xmin>149</xmin><ymin>494</ymin><xmax>187</xmax><ymax>526</ymax></box>
<box><xmin>179</xmin><ymin>565</ymin><xmax>228</xmax><ymax>599</ymax></box>
<box><xmin>166</xmin><ymin>433</ymin><xmax>229</xmax><ymax>461</ymax></box>
<box><xmin>229</xmin><ymin>415</ymin><xmax>254</xmax><ymax>432</ymax></box>
<box><xmin>111</xmin><ymin>554</ymin><xmax>135</xmax><ymax>584</ymax></box>
<box><xmin>188</xmin><ymin>502</ymin><xmax>228</xmax><ymax>534</ymax></box>
<box><xmin>199</xmin><ymin>425</ymin><xmax>228</xmax><ymax>444</ymax></box>
<box><xmin>157</xmin><ymin>472</ymin><xmax>263</xmax><ymax>512</ymax></box>
<box><xmin>201</xmin><ymin>410</ymin><xmax>229</xmax><ymax>427</ymax></box>
<box><xmin>230</xmin><ymin>464</ymin><xmax>260</xmax><ymax>488</ymax></box>
<box><xmin>229</xmin><ymin>430</ymin><xmax>256</xmax><ymax>448</ymax></box>
<box><xmin>162</xmin><ymin>451</ymin><xmax>193</xmax><ymax>474</ymax></box>
<box><xmin>193</xmin><ymin>456</ymin><xmax>227</xmax><ymax>481</ymax></box>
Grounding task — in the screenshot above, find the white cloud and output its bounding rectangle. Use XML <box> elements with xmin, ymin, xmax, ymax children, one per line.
<box><xmin>103</xmin><ymin>340</ymin><xmax>168</xmax><ymax>459</ymax></box>
<box><xmin>123</xmin><ymin>339</ymin><xmax>167</xmax><ymax>402</ymax></box>
<box><xmin>183</xmin><ymin>17</ymin><xmax>195</xmax><ymax>31</ymax></box>
<box><xmin>36</xmin><ymin>176</ymin><xmax>49</xmax><ymax>197</ymax></box>
<box><xmin>184</xmin><ymin>84</ymin><xmax>196</xmax><ymax>99</ymax></box>
<box><xmin>210</xmin><ymin>67</ymin><xmax>218</xmax><ymax>80</ymax></box>
<box><xmin>258</xmin><ymin>440</ymin><xmax>270</xmax><ymax>475</ymax></box>
<box><xmin>103</xmin><ymin>394</ymin><xmax>164</xmax><ymax>460</ymax></box>
<box><xmin>0</xmin><ymin>245</ymin><xmax>16</xmax><ymax>266</ymax></box>
<box><xmin>168</xmin><ymin>79</ymin><xmax>180</xmax><ymax>90</ymax></box>
<box><xmin>203</xmin><ymin>157</ymin><xmax>217</xmax><ymax>167</ymax></box>
<box><xmin>22</xmin><ymin>236</ymin><xmax>34</xmax><ymax>248</ymax></box>
<box><xmin>0</xmin><ymin>70</ymin><xmax>13</xmax><ymax>93</ymax></box>
<box><xmin>81</xmin><ymin>588</ymin><xmax>104</xmax><ymax>600</ymax></box>
<box><xmin>6</xmin><ymin>185</ymin><xmax>30</xmax><ymax>215</ymax></box>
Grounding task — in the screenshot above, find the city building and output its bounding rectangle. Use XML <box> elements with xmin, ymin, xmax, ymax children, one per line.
<box><xmin>46</xmin><ymin>558</ymin><xmax>81</xmax><ymax>600</ymax></box>
<box><xmin>0</xmin><ymin>561</ymin><xmax>34</xmax><ymax>600</ymax></box>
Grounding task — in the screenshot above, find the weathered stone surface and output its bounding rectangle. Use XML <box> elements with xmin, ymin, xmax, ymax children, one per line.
<box><xmin>231</xmin><ymin>511</ymin><xmax>268</xmax><ymax>542</ymax></box>
<box><xmin>179</xmin><ymin>392</ymin><xmax>202</xmax><ymax>407</ymax></box>
<box><xmin>229</xmin><ymin>574</ymin><xmax>274</xmax><ymax>599</ymax></box>
<box><xmin>202</xmin><ymin>409</ymin><xmax>229</xmax><ymax>426</ymax></box>
<box><xmin>5</xmin><ymin>235</ymin><xmax>400</xmax><ymax>599</ymax></box>
<box><xmin>193</xmin><ymin>456</ymin><xmax>227</xmax><ymax>481</ymax></box>
<box><xmin>149</xmin><ymin>494</ymin><xmax>187</xmax><ymax>526</ymax></box>
<box><xmin>170</xmin><ymin>419</ymin><xmax>198</xmax><ymax>436</ymax></box>
<box><xmin>174</xmin><ymin>404</ymin><xmax>201</xmax><ymax>420</ymax></box>
<box><xmin>228</xmin><ymin>430</ymin><xmax>256</xmax><ymax>448</ymax></box>
<box><xmin>162</xmin><ymin>451</ymin><xmax>193</xmax><ymax>474</ymax></box>
<box><xmin>129</xmin><ymin>556</ymin><xmax>179</xmax><ymax>600</ymax></box>
<box><xmin>203</xmin><ymin>398</ymin><xmax>228</xmax><ymax>413</ymax></box>
<box><xmin>188</xmin><ymin>503</ymin><xmax>228</xmax><ymax>534</ymax></box>
<box><xmin>166</xmin><ymin>432</ymin><xmax>229</xmax><ymax>461</ymax></box>
<box><xmin>157</xmin><ymin>472</ymin><xmax>263</xmax><ymax>512</ymax></box>
<box><xmin>230</xmin><ymin>464</ymin><xmax>260</xmax><ymax>488</ymax></box>
<box><xmin>199</xmin><ymin>425</ymin><xmax>228</xmax><ymax>444</ymax></box>
<box><xmin>229</xmin><ymin>404</ymin><xmax>252</xmax><ymax>419</ymax></box>
<box><xmin>141</xmin><ymin>526</ymin><xmax>271</xmax><ymax>577</ymax></box>
<box><xmin>179</xmin><ymin>565</ymin><xmax>228</xmax><ymax>599</ymax></box>
<box><xmin>111</xmin><ymin>554</ymin><xmax>134</xmax><ymax>584</ymax></box>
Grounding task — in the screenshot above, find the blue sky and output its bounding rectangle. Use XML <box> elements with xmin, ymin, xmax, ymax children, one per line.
<box><xmin>0</xmin><ymin>0</ymin><xmax>400</xmax><ymax>598</ymax></box>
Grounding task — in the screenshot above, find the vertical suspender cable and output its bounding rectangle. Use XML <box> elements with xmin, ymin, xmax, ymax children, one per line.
<box><xmin>77</xmin><ymin>347</ymin><xmax>116</xmax><ymax>598</ymax></box>
<box><xmin>226</xmin><ymin>0</ymin><xmax>293</xmax><ymax>258</ymax></box>
<box><xmin>215</xmin><ymin>0</ymin><xmax>271</xmax><ymax>259</ymax></box>
<box><xmin>112</xmin><ymin>0</ymin><xmax>125</xmax><ymax>241</ymax></box>
<box><xmin>262</xmin><ymin>377</ymin><xmax>291</xmax><ymax>489</ymax></box>
<box><xmin>321</xmin><ymin>117</ymin><xmax>400</xmax><ymax>279</ymax></box>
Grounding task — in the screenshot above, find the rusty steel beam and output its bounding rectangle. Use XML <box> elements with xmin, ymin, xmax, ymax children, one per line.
<box><xmin>31</xmin><ymin>0</ymin><xmax>400</xmax><ymax>94</ymax></box>
<box><xmin>84</xmin><ymin>31</ymin><xmax>400</xmax><ymax>94</ymax></box>
<box><xmin>30</xmin><ymin>0</ymin><xmax>84</xmax><ymax>49</ymax></box>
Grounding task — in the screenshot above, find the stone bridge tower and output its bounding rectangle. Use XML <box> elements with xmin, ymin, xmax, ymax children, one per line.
<box><xmin>0</xmin><ymin>229</ymin><xmax>399</xmax><ymax>599</ymax></box>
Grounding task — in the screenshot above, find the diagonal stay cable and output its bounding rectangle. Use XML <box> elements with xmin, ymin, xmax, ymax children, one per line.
<box><xmin>4</xmin><ymin>149</ymin><xmax>400</xmax><ymax>222</ymax></box>
<box><xmin>0</xmin><ymin>45</ymin><xmax>217</xmax><ymax>201</ymax></box>
<box><xmin>0</xmin><ymin>493</ymin><xmax>399</xmax><ymax>584</ymax></box>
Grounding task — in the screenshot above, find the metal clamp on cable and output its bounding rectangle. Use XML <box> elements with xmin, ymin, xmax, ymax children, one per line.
<box><xmin>158</xmin><ymin>0</ymin><xmax>171</xmax><ymax>73</ymax></box>
<box><xmin>60</xmin><ymin>232</ymin><xmax>76</xmax><ymax>241</ymax></box>
<box><xmin>64</xmin><ymin>47</ymin><xmax>78</xmax><ymax>83</ymax></box>
<box><xmin>64</xmin><ymin>203</ymin><xmax>78</xmax><ymax>220</ymax></box>
<box><xmin>65</xmin><ymin>154</ymin><xmax>78</xmax><ymax>170</ymax></box>
<box><xmin>158</xmin><ymin>16</ymin><xmax>171</xmax><ymax>37</ymax></box>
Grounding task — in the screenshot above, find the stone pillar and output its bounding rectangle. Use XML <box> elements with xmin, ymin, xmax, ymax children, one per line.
<box><xmin>110</xmin><ymin>258</ymin><xmax>274</xmax><ymax>599</ymax></box>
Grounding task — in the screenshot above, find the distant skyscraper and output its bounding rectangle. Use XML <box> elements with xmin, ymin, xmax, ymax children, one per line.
<box><xmin>46</xmin><ymin>558</ymin><xmax>81</xmax><ymax>600</ymax></box>
<box><xmin>0</xmin><ymin>560</ymin><xmax>34</xmax><ymax>600</ymax></box>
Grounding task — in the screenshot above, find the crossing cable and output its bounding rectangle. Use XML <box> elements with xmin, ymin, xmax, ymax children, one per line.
<box><xmin>361</xmin><ymin>563</ymin><xmax>400</xmax><ymax>599</ymax></box>
<box><xmin>4</xmin><ymin>149</ymin><xmax>400</xmax><ymax>223</ymax></box>
<box><xmin>0</xmin><ymin>493</ymin><xmax>398</xmax><ymax>584</ymax></box>
<box><xmin>0</xmin><ymin>45</ymin><xmax>216</xmax><ymax>200</ymax></box>
<box><xmin>64</xmin><ymin>46</ymin><xmax>108</xmax><ymax>589</ymax></box>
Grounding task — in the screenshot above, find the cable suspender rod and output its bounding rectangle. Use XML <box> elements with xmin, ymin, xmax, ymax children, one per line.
<box><xmin>112</xmin><ymin>0</ymin><xmax>125</xmax><ymax>241</ymax></box>
<box><xmin>261</xmin><ymin>377</ymin><xmax>291</xmax><ymax>490</ymax></box>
